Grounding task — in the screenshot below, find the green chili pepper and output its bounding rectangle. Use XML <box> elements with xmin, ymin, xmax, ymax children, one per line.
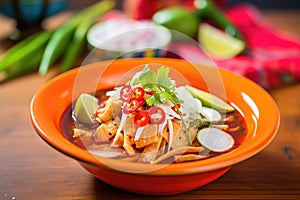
<box><xmin>0</xmin><ymin>34</ymin><xmax>34</xmax><ymax>71</ymax></box>
<box><xmin>0</xmin><ymin>31</ymin><xmax>52</xmax><ymax>72</ymax></box>
<box><xmin>0</xmin><ymin>51</ymin><xmax>43</xmax><ymax>83</ymax></box>
<box><xmin>194</xmin><ymin>0</ymin><xmax>244</xmax><ymax>41</ymax></box>
<box><xmin>60</xmin><ymin>0</ymin><xmax>115</xmax><ymax>73</ymax></box>
<box><xmin>59</xmin><ymin>19</ymin><xmax>94</xmax><ymax>74</ymax></box>
<box><xmin>39</xmin><ymin>0</ymin><xmax>116</xmax><ymax>75</ymax></box>
<box><xmin>38</xmin><ymin>22</ymin><xmax>77</xmax><ymax>75</ymax></box>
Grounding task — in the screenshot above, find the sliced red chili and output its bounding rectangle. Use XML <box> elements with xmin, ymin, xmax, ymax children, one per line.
<box><xmin>120</xmin><ymin>85</ymin><xmax>132</xmax><ymax>102</ymax></box>
<box><xmin>149</xmin><ymin>106</ymin><xmax>166</xmax><ymax>125</ymax></box>
<box><xmin>131</xmin><ymin>87</ymin><xmax>145</xmax><ymax>101</ymax></box>
<box><xmin>146</xmin><ymin>89</ymin><xmax>156</xmax><ymax>95</ymax></box>
<box><xmin>134</xmin><ymin>111</ymin><xmax>150</xmax><ymax>127</ymax></box>
<box><xmin>138</xmin><ymin>99</ymin><xmax>145</xmax><ymax>108</ymax></box>
<box><xmin>123</xmin><ymin>99</ymin><xmax>140</xmax><ymax>114</ymax></box>
<box><xmin>171</xmin><ymin>104</ymin><xmax>181</xmax><ymax>114</ymax></box>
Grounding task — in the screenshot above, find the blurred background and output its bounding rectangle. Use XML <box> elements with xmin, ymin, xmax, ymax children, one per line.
<box><xmin>69</xmin><ymin>0</ymin><xmax>300</xmax><ymax>9</ymax></box>
<box><xmin>1</xmin><ymin>0</ymin><xmax>299</xmax><ymax>35</ymax></box>
<box><xmin>227</xmin><ymin>0</ymin><xmax>300</xmax><ymax>9</ymax></box>
<box><xmin>1</xmin><ymin>1</ymin><xmax>299</xmax><ymax>199</ymax></box>
<box><xmin>1</xmin><ymin>0</ymin><xmax>299</xmax><ymax>83</ymax></box>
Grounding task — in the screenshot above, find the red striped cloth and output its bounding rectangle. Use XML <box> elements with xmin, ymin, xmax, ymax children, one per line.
<box><xmin>219</xmin><ymin>4</ymin><xmax>300</xmax><ymax>88</ymax></box>
<box><xmin>176</xmin><ymin>5</ymin><xmax>300</xmax><ymax>89</ymax></box>
<box><xmin>105</xmin><ymin>4</ymin><xmax>300</xmax><ymax>88</ymax></box>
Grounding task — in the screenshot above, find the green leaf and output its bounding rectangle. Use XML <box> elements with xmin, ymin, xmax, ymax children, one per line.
<box><xmin>162</xmin><ymin>91</ymin><xmax>173</xmax><ymax>100</ymax></box>
<box><xmin>133</xmin><ymin>64</ymin><xmax>156</xmax><ymax>86</ymax></box>
<box><xmin>145</xmin><ymin>96</ymin><xmax>155</xmax><ymax>106</ymax></box>
<box><xmin>156</xmin><ymin>66</ymin><xmax>176</xmax><ymax>91</ymax></box>
<box><xmin>134</xmin><ymin>65</ymin><xmax>182</xmax><ymax>106</ymax></box>
<box><xmin>156</xmin><ymin>66</ymin><xmax>169</xmax><ymax>86</ymax></box>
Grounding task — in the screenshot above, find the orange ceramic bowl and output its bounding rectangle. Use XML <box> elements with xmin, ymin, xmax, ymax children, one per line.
<box><xmin>30</xmin><ymin>58</ymin><xmax>280</xmax><ymax>195</ymax></box>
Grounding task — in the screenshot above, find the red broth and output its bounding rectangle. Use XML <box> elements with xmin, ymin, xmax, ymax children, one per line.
<box><xmin>60</xmin><ymin>90</ymin><xmax>248</xmax><ymax>163</ymax></box>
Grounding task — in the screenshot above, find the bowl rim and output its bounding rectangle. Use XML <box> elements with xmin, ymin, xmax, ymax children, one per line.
<box><xmin>30</xmin><ymin>58</ymin><xmax>280</xmax><ymax>175</ymax></box>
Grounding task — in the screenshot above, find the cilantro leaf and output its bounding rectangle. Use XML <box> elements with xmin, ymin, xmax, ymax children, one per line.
<box><xmin>162</xmin><ymin>91</ymin><xmax>172</xmax><ymax>101</ymax></box>
<box><xmin>145</xmin><ymin>95</ymin><xmax>155</xmax><ymax>106</ymax></box>
<box><xmin>146</xmin><ymin>92</ymin><xmax>163</xmax><ymax>106</ymax></box>
<box><xmin>134</xmin><ymin>65</ymin><xmax>182</xmax><ymax>106</ymax></box>
<box><xmin>133</xmin><ymin>65</ymin><xmax>156</xmax><ymax>87</ymax></box>
<box><xmin>156</xmin><ymin>66</ymin><xmax>176</xmax><ymax>91</ymax></box>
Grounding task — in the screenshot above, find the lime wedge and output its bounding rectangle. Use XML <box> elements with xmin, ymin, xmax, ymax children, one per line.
<box><xmin>185</xmin><ymin>85</ymin><xmax>234</xmax><ymax>112</ymax></box>
<box><xmin>73</xmin><ymin>93</ymin><xmax>98</xmax><ymax>125</ymax></box>
<box><xmin>198</xmin><ymin>23</ymin><xmax>245</xmax><ymax>60</ymax></box>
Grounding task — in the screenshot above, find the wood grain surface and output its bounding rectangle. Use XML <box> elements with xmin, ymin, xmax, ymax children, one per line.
<box><xmin>0</xmin><ymin>9</ymin><xmax>300</xmax><ymax>200</ymax></box>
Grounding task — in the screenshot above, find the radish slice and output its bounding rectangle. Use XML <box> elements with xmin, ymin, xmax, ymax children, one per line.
<box><xmin>197</xmin><ymin>128</ymin><xmax>234</xmax><ymax>152</ymax></box>
<box><xmin>201</xmin><ymin>107</ymin><xmax>221</xmax><ymax>122</ymax></box>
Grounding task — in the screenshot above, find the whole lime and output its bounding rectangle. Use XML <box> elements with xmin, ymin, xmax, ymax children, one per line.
<box><xmin>152</xmin><ymin>6</ymin><xmax>199</xmax><ymax>38</ymax></box>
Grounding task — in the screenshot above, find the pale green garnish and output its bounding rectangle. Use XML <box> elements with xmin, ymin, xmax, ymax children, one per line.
<box><xmin>185</xmin><ymin>85</ymin><xmax>234</xmax><ymax>112</ymax></box>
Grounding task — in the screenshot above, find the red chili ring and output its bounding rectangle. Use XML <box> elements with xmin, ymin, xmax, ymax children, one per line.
<box><xmin>149</xmin><ymin>106</ymin><xmax>166</xmax><ymax>125</ymax></box>
<box><xmin>134</xmin><ymin>111</ymin><xmax>150</xmax><ymax>127</ymax></box>
<box><xmin>131</xmin><ymin>87</ymin><xmax>145</xmax><ymax>101</ymax></box>
<box><xmin>120</xmin><ymin>85</ymin><xmax>132</xmax><ymax>102</ymax></box>
<box><xmin>123</xmin><ymin>99</ymin><xmax>140</xmax><ymax>114</ymax></box>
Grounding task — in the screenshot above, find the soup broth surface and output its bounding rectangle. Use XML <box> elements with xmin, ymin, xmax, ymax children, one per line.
<box><xmin>61</xmin><ymin>89</ymin><xmax>247</xmax><ymax>164</ymax></box>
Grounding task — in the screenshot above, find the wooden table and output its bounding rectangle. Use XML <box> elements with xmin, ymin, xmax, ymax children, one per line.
<box><xmin>1</xmin><ymin>10</ymin><xmax>300</xmax><ymax>200</ymax></box>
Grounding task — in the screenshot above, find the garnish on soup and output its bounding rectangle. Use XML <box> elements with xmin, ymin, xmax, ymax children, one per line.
<box><xmin>61</xmin><ymin>65</ymin><xmax>247</xmax><ymax>164</ymax></box>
